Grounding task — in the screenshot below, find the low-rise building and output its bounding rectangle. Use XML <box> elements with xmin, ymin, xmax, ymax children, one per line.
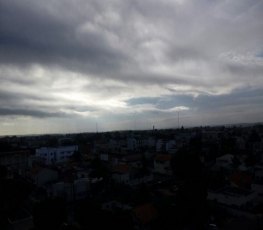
<box><xmin>0</xmin><ymin>150</ymin><xmax>30</xmax><ymax>174</ymax></box>
<box><xmin>154</xmin><ymin>154</ymin><xmax>172</xmax><ymax>175</ymax></box>
<box><xmin>208</xmin><ymin>187</ymin><xmax>257</xmax><ymax>208</ymax></box>
<box><xmin>28</xmin><ymin>166</ymin><xmax>59</xmax><ymax>186</ymax></box>
<box><xmin>112</xmin><ymin>164</ymin><xmax>130</xmax><ymax>184</ymax></box>
<box><xmin>35</xmin><ymin>145</ymin><xmax>78</xmax><ymax>165</ymax></box>
<box><xmin>102</xmin><ymin>200</ymin><xmax>132</xmax><ymax>212</ymax></box>
<box><xmin>165</xmin><ymin>140</ymin><xmax>177</xmax><ymax>154</ymax></box>
<box><xmin>48</xmin><ymin>178</ymin><xmax>90</xmax><ymax>201</ymax></box>
<box><xmin>127</xmin><ymin>138</ymin><xmax>137</xmax><ymax>151</ymax></box>
<box><xmin>7</xmin><ymin>209</ymin><xmax>34</xmax><ymax>230</ymax></box>
<box><xmin>215</xmin><ymin>154</ymin><xmax>234</xmax><ymax>170</ymax></box>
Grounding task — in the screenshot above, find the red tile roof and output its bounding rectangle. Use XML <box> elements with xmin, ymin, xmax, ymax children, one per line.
<box><xmin>229</xmin><ymin>171</ymin><xmax>252</xmax><ymax>188</ymax></box>
<box><xmin>133</xmin><ymin>203</ymin><xmax>158</xmax><ymax>225</ymax></box>
<box><xmin>155</xmin><ymin>154</ymin><xmax>172</xmax><ymax>162</ymax></box>
<box><xmin>112</xmin><ymin>164</ymin><xmax>130</xmax><ymax>174</ymax></box>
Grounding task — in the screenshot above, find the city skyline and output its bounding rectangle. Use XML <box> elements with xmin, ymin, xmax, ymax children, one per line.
<box><xmin>1</xmin><ymin>0</ymin><xmax>263</xmax><ymax>135</ymax></box>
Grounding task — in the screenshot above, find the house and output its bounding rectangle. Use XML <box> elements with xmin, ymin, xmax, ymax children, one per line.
<box><xmin>48</xmin><ymin>178</ymin><xmax>90</xmax><ymax>201</ymax></box>
<box><xmin>165</xmin><ymin>140</ymin><xmax>177</xmax><ymax>154</ymax></box>
<box><xmin>133</xmin><ymin>203</ymin><xmax>158</xmax><ymax>226</ymax></box>
<box><xmin>74</xmin><ymin>178</ymin><xmax>90</xmax><ymax>200</ymax></box>
<box><xmin>229</xmin><ymin>171</ymin><xmax>252</xmax><ymax>189</ymax></box>
<box><xmin>252</xmin><ymin>183</ymin><xmax>263</xmax><ymax>199</ymax></box>
<box><xmin>156</xmin><ymin>139</ymin><xmax>164</xmax><ymax>152</ymax></box>
<box><xmin>252</xmin><ymin>167</ymin><xmax>263</xmax><ymax>198</ymax></box>
<box><xmin>99</xmin><ymin>153</ymin><xmax>109</xmax><ymax>162</ymax></box>
<box><xmin>129</xmin><ymin>170</ymin><xmax>153</xmax><ymax>186</ymax></box>
<box><xmin>76</xmin><ymin>168</ymin><xmax>90</xmax><ymax>179</ymax></box>
<box><xmin>254</xmin><ymin>167</ymin><xmax>263</xmax><ymax>183</ymax></box>
<box><xmin>102</xmin><ymin>200</ymin><xmax>132</xmax><ymax>212</ymax></box>
<box><xmin>127</xmin><ymin>138</ymin><xmax>137</xmax><ymax>151</ymax></box>
<box><xmin>120</xmin><ymin>154</ymin><xmax>143</xmax><ymax>169</ymax></box>
<box><xmin>49</xmin><ymin>181</ymin><xmax>65</xmax><ymax>198</ymax></box>
<box><xmin>154</xmin><ymin>154</ymin><xmax>173</xmax><ymax>175</ymax></box>
<box><xmin>7</xmin><ymin>209</ymin><xmax>34</xmax><ymax>230</ymax></box>
<box><xmin>112</xmin><ymin>164</ymin><xmax>130</xmax><ymax>184</ymax></box>
<box><xmin>208</xmin><ymin>186</ymin><xmax>257</xmax><ymax>208</ymax></box>
<box><xmin>0</xmin><ymin>150</ymin><xmax>30</xmax><ymax>174</ymax></box>
<box><xmin>236</xmin><ymin>137</ymin><xmax>246</xmax><ymax>151</ymax></box>
<box><xmin>215</xmin><ymin>154</ymin><xmax>234</xmax><ymax>169</ymax></box>
<box><xmin>142</xmin><ymin>137</ymin><xmax>156</xmax><ymax>148</ymax></box>
<box><xmin>108</xmin><ymin>139</ymin><xmax>119</xmax><ymax>151</ymax></box>
<box><xmin>29</xmin><ymin>166</ymin><xmax>58</xmax><ymax>186</ymax></box>
<box><xmin>35</xmin><ymin>145</ymin><xmax>78</xmax><ymax>165</ymax></box>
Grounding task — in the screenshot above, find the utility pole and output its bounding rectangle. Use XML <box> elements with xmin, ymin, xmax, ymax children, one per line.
<box><xmin>177</xmin><ymin>111</ymin><xmax>180</xmax><ymax>129</ymax></box>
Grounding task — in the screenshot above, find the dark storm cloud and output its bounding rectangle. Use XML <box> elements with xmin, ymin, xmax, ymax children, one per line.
<box><xmin>0</xmin><ymin>107</ymin><xmax>67</xmax><ymax>118</ymax></box>
<box><xmin>0</xmin><ymin>90</ymin><xmax>51</xmax><ymax>104</ymax></box>
<box><xmin>0</xmin><ymin>0</ymin><xmax>130</xmax><ymax>76</ymax></box>
<box><xmin>1</xmin><ymin>0</ymin><xmax>262</xmax><ymax>86</ymax></box>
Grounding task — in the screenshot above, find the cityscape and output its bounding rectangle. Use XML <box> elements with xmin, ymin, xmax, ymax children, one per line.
<box><xmin>1</xmin><ymin>124</ymin><xmax>263</xmax><ymax>229</ymax></box>
<box><xmin>1</xmin><ymin>0</ymin><xmax>263</xmax><ymax>229</ymax></box>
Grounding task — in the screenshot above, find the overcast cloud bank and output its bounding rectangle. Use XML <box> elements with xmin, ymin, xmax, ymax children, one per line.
<box><xmin>0</xmin><ymin>0</ymin><xmax>263</xmax><ymax>135</ymax></box>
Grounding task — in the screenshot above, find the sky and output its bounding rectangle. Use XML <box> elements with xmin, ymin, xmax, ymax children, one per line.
<box><xmin>0</xmin><ymin>0</ymin><xmax>263</xmax><ymax>135</ymax></box>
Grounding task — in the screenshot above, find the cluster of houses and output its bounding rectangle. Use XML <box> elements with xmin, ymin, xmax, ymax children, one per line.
<box><xmin>1</xmin><ymin>125</ymin><xmax>263</xmax><ymax>229</ymax></box>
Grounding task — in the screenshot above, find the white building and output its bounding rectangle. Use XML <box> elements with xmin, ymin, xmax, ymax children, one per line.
<box><xmin>35</xmin><ymin>145</ymin><xmax>78</xmax><ymax>165</ymax></box>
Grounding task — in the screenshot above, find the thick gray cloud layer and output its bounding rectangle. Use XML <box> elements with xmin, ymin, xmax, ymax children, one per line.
<box><xmin>0</xmin><ymin>0</ymin><xmax>263</xmax><ymax>134</ymax></box>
